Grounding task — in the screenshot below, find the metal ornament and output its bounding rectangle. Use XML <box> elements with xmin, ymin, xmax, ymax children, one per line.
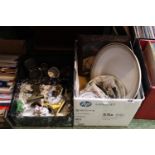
<box><xmin>29</xmin><ymin>67</ymin><xmax>42</xmax><ymax>79</ymax></box>
<box><xmin>41</xmin><ymin>63</ymin><xmax>48</xmax><ymax>76</ymax></box>
<box><xmin>48</xmin><ymin>67</ymin><xmax>60</xmax><ymax>78</ymax></box>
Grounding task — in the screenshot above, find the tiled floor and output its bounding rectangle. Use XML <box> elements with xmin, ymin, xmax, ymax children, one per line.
<box><xmin>128</xmin><ymin>119</ymin><xmax>155</xmax><ymax>129</ymax></box>
<box><xmin>75</xmin><ymin>119</ymin><xmax>155</xmax><ymax>129</ymax></box>
<box><xmin>1</xmin><ymin>119</ymin><xmax>155</xmax><ymax>129</ymax></box>
<box><xmin>95</xmin><ymin>119</ymin><xmax>155</xmax><ymax>129</ymax></box>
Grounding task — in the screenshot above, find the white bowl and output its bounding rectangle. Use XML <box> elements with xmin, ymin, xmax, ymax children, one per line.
<box><xmin>91</xmin><ymin>43</ymin><xmax>141</xmax><ymax>98</ymax></box>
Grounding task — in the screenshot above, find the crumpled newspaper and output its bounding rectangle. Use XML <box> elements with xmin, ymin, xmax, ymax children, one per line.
<box><xmin>79</xmin><ymin>75</ymin><xmax>127</xmax><ymax>99</ymax></box>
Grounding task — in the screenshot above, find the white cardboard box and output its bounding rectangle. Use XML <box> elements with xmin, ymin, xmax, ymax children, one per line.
<box><xmin>74</xmin><ymin>53</ymin><xmax>144</xmax><ymax>127</ymax></box>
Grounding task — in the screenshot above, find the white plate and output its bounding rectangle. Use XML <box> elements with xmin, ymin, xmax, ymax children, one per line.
<box><xmin>91</xmin><ymin>43</ymin><xmax>141</xmax><ymax>98</ymax></box>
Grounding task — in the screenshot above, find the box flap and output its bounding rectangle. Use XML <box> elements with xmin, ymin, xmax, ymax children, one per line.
<box><xmin>0</xmin><ymin>39</ymin><xmax>26</xmax><ymax>55</ymax></box>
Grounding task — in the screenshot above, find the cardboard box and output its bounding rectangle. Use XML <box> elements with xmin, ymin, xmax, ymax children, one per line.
<box><xmin>74</xmin><ymin>63</ymin><xmax>144</xmax><ymax>127</ymax></box>
<box><xmin>134</xmin><ymin>39</ymin><xmax>155</xmax><ymax>119</ymax></box>
<box><xmin>0</xmin><ymin>39</ymin><xmax>25</xmax><ymax>128</ymax></box>
<box><xmin>74</xmin><ymin>98</ymin><xmax>144</xmax><ymax>127</ymax></box>
<box><xmin>74</xmin><ymin>36</ymin><xmax>144</xmax><ymax>127</ymax></box>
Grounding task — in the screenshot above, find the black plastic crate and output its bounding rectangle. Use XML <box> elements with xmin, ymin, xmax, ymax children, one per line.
<box><xmin>7</xmin><ymin>47</ymin><xmax>74</xmax><ymax>128</ymax></box>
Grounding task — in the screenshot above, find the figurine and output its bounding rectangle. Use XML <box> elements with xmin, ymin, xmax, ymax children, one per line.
<box><xmin>40</xmin><ymin>84</ymin><xmax>52</xmax><ymax>100</ymax></box>
<box><xmin>33</xmin><ymin>105</ymin><xmax>49</xmax><ymax>116</ymax></box>
<box><xmin>16</xmin><ymin>100</ymin><xmax>24</xmax><ymax>113</ymax></box>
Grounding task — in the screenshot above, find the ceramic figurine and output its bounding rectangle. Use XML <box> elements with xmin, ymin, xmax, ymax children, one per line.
<box><xmin>40</xmin><ymin>84</ymin><xmax>52</xmax><ymax>100</ymax></box>
<box><xmin>33</xmin><ymin>105</ymin><xmax>49</xmax><ymax>116</ymax></box>
<box><xmin>16</xmin><ymin>100</ymin><xmax>24</xmax><ymax>113</ymax></box>
<box><xmin>20</xmin><ymin>83</ymin><xmax>33</xmax><ymax>93</ymax></box>
<box><xmin>48</xmin><ymin>85</ymin><xmax>63</xmax><ymax>97</ymax></box>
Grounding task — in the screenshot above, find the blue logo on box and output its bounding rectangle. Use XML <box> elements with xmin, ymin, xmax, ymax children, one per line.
<box><xmin>80</xmin><ymin>101</ymin><xmax>92</xmax><ymax>107</ymax></box>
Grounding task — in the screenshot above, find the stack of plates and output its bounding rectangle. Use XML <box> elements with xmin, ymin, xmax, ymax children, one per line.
<box><xmin>90</xmin><ymin>43</ymin><xmax>141</xmax><ymax>99</ymax></box>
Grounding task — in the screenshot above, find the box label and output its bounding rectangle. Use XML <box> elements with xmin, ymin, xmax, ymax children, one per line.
<box><xmin>74</xmin><ymin>99</ymin><xmax>141</xmax><ymax>126</ymax></box>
